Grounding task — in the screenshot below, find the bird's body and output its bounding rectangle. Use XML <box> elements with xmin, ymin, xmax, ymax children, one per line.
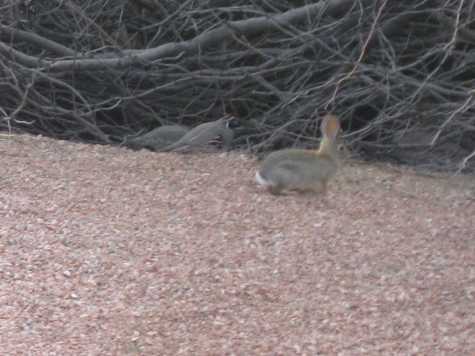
<box><xmin>126</xmin><ymin>125</ymin><xmax>189</xmax><ymax>151</ymax></box>
<box><xmin>162</xmin><ymin>117</ymin><xmax>235</xmax><ymax>152</ymax></box>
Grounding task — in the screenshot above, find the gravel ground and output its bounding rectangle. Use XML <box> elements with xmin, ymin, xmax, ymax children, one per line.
<box><xmin>1</xmin><ymin>134</ymin><xmax>474</xmax><ymax>355</ymax></box>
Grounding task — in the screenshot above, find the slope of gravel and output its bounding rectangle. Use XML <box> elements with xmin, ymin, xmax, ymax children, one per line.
<box><xmin>0</xmin><ymin>134</ymin><xmax>474</xmax><ymax>355</ymax></box>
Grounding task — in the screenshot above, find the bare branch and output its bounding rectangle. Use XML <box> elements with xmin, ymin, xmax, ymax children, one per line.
<box><xmin>1</xmin><ymin>0</ymin><xmax>474</xmax><ymax>172</ymax></box>
<box><xmin>0</xmin><ymin>24</ymin><xmax>76</xmax><ymax>57</ymax></box>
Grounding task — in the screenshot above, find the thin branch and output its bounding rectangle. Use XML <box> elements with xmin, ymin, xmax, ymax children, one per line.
<box><xmin>2</xmin><ymin>0</ymin><xmax>359</xmax><ymax>72</ymax></box>
<box><xmin>0</xmin><ymin>24</ymin><xmax>76</xmax><ymax>57</ymax></box>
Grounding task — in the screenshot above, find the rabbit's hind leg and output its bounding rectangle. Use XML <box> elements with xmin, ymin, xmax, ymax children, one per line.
<box><xmin>320</xmin><ymin>180</ymin><xmax>329</xmax><ymax>194</ymax></box>
<box><xmin>269</xmin><ymin>184</ymin><xmax>285</xmax><ymax>195</ymax></box>
<box><xmin>307</xmin><ymin>180</ymin><xmax>327</xmax><ymax>195</ymax></box>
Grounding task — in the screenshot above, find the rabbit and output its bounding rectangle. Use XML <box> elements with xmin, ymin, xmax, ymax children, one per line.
<box><xmin>126</xmin><ymin>124</ymin><xmax>189</xmax><ymax>151</ymax></box>
<box><xmin>162</xmin><ymin>116</ymin><xmax>236</xmax><ymax>152</ymax></box>
<box><xmin>255</xmin><ymin>114</ymin><xmax>343</xmax><ymax>195</ymax></box>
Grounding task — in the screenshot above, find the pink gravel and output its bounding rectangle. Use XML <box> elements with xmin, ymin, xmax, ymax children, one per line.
<box><xmin>0</xmin><ymin>134</ymin><xmax>474</xmax><ymax>355</ymax></box>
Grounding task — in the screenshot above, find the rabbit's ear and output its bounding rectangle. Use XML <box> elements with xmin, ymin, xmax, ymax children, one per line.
<box><xmin>320</xmin><ymin>114</ymin><xmax>340</xmax><ymax>140</ymax></box>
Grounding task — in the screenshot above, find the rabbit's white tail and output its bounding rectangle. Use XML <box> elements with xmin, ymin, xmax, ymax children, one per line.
<box><xmin>255</xmin><ymin>170</ymin><xmax>269</xmax><ymax>186</ymax></box>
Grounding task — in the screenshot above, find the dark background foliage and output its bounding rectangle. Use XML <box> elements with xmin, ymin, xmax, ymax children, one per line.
<box><xmin>1</xmin><ymin>0</ymin><xmax>474</xmax><ymax>171</ymax></box>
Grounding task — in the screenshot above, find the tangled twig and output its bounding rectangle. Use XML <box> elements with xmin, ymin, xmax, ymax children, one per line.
<box><xmin>0</xmin><ymin>0</ymin><xmax>474</xmax><ymax>172</ymax></box>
